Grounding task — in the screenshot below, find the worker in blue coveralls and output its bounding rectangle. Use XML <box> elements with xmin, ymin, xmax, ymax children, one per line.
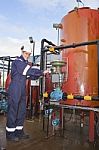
<box><xmin>6</xmin><ymin>44</ymin><xmax>43</xmax><ymax>142</ymax></box>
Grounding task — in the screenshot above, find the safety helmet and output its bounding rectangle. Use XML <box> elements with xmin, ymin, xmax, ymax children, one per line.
<box><xmin>21</xmin><ymin>44</ymin><xmax>32</xmax><ymax>54</ymax></box>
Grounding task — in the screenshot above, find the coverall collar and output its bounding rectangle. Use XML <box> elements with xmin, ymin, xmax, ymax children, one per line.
<box><xmin>20</xmin><ymin>55</ymin><xmax>28</xmax><ymax>63</ymax></box>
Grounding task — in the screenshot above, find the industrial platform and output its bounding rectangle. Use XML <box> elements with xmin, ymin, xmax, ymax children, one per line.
<box><xmin>0</xmin><ymin>112</ymin><xmax>99</xmax><ymax>150</ymax></box>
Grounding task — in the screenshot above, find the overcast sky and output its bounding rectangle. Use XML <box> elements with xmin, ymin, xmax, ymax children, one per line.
<box><xmin>0</xmin><ymin>0</ymin><xmax>99</xmax><ymax>57</ymax></box>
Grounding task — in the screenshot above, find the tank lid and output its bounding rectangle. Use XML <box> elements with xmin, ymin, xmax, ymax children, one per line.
<box><xmin>69</xmin><ymin>7</ymin><xmax>90</xmax><ymax>14</ymax></box>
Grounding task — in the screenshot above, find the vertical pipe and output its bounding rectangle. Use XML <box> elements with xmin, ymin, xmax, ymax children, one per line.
<box><xmin>57</xmin><ymin>28</ymin><xmax>60</xmax><ymax>45</ymax></box>
<box><xmin>32</xmin><ymin>42</ymin><xmax>35</xmax><ymax>64</ymax></box>
<box><xmin>40</xmin><ymin>39</ymin><xmax>45</xmax><ymax>97</ymax></box>
<box><xmin>60</xmin><ymin>107</ymin><xmax>64</xmax><ymax>134</ymax></box>
<box><xmin>7</xmin><ymin>57</ymin><xmax>10</xmax><ymax>75</ymax></box>
<box><xmin>89</xmin><ymin>111</ymin><xmax>95</xmax><ymax>142</ymax></box>
<box><xmin>30</xmin><ymin>41</ymin><xmax>35</xmax><ymax>119</ymax></box>
<box><xmin>40</xmin><ymin>39</ymin><xmax>55</xmax><ymax>97</ymax></box>
<box><xmin>30</xmin><ymin>81</ymin><xmax>33</xmax><ymax>119</ymax></box>
<box><xmin>2</xmin><ymin>58</ymin><xmax>4</xmax><ymax>89</ymax></box>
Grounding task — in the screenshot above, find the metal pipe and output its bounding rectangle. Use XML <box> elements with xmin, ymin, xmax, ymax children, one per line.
<box><xmin>40</xmin><ymin>39</ymin><xmax>55</xmax><ymax>70</ymax></box>
<box><xmin>0</xmin><ymin>67</ymin><xmax>8</xmax><ymax>70</ymax></box>
<box><xmin>32</xmin><ymin>41</ymin><xmax>35</xmax><ymax>64</ymax></box>
<box><xmin>43</xmin><ymin>40</ymin><xmax>99</xmax><ymax>52</ymax></box>
<box><xmin>7</xmin><ymin>57</ymin><xmax>11</xmax><ymax>75</ymax></box>
<box><xmin>40</xmin><ymin>39</ymin><xmax>56</xmax><ymax>97</ymax></box>
<box><xmin>61</xmin><ymin>105</ymin><xmax>99</xmax><ymax>112</ymax></box>
<box><xmin>0</xmin><ymin>56</ymin><xmax>16</xmax><ymax>61</ymax></box>
<box><xmin>50</xmin><ymin>101</ymin><xmax>99</xmax><ymax>112</ymax></box>
<box><xmin>2</xmin><ymin>58</ymin><xmax>5</xmax><ymax>89</ymax></box>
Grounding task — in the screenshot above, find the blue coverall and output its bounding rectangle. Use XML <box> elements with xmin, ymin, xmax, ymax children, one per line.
<box><xmin>6</xmin><ymin>55</ymin><xmax>43</xmax><ymax>138</ymax></box>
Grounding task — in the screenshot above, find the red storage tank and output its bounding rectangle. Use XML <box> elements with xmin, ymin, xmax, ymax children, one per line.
<box><xmin>61</xmin><ymin>7</ymin><xmax>99</xmax><ymax>96</ymax></box>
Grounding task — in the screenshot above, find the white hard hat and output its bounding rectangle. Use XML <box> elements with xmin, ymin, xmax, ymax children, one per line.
<box><xmin>21</xmin><ymin>44</ymin><xmax>32</xmax><ymax>53</ymax></box>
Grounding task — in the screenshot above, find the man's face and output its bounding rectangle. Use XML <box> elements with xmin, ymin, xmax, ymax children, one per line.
<box><xmin>22</xmin><ymin>51</ymin><xmax>31</xmax><ymax>60</ymax></box>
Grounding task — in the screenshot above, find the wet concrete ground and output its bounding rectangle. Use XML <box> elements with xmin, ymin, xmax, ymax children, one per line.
<box><xmin>0</xmin><ymin>111</ymin><xmax>99</xmax><ymax>150</ymax></box>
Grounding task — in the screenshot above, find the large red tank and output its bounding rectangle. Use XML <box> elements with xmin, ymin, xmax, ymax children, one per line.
<box><xmin>61</xmin><ymin>7</ymin><xmax>99</xmax><ymax>96</ymax></box>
